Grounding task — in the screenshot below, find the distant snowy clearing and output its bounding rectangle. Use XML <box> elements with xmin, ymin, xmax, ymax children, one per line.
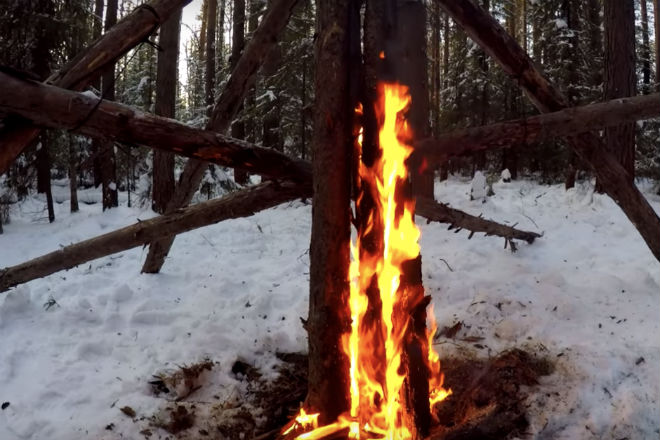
<box><xmin>0</xmin><ymin>177</ymin><xmax>658</xmax><ymax>439</ymax></box>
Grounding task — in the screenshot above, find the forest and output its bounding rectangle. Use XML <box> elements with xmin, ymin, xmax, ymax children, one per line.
<box><xmin>0</xmin><ymin>0</ymin><xmax>659</xmax><ymax>439</ymax></box>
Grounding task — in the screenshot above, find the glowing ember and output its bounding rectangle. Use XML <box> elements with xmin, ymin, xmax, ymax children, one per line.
<box><xmin>287</xmin><ymin>83</ymin><xmax>450</xmax><ymax>440</ymax></box>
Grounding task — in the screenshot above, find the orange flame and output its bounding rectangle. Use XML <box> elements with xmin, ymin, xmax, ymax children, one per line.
<box><xmin>288</xmin><ymin>83</ymin><xmax>450</xmax><ymax>440</ymax></box>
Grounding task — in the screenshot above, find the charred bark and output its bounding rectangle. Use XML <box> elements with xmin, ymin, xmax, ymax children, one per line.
<box><xmin>0</xmin><ymin>180</ymin><xmax>306</xmax><ymax>293</ymax></box>
<box><xmin>435</xmin><ymin>0</ymin><xmax>660</xmax><ymax>262</ymax></box>
<box><xmin>0</xmin><ymin>0</ymin><xmax>191</xmax><ymax>176</ymax></box>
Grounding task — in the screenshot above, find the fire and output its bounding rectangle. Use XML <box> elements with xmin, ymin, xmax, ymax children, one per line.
<box><xmin>287</xmin><ymin>83</ymin><xmax>450</xmax><ymax>439</ymax></box>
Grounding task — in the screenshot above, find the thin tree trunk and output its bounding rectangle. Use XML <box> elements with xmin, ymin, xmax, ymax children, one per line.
<box><xmin>641</xmin><ymin>0</ymin><xmax>651</xmax><ymax>94</ymax></box>
<box><xmin>68</xmin><ymin>135</ymin><xmax>79</xmax><ymax>213</ymax></box>
<box><xmin>435</xmin><ymin>0</ymin><xmax>660</xmax><ymax>262</ymax></box>
<box><xmin>100</xmin><ymin>0</ymin><xmax>119</xmax><ymax>210</ymax></box>
<box><xmin>36</xmin><ymin>137</ymin><xmax>55</xmax><ymax>223</ymax></box>
<box><xmin>152</xmin><ymin>7</ymin><xmax>182</xmax><ymax>213</ymax></box>
<box><xmin>231</xmin><ymin>0</ymin><xmax>249</xmax><ymax>185</ymax></box>
<box><xmin>655</xmin><ymin>0</ymin><xmax>660</xmax><ymax>90</ymax></box>
<box><xmin>141</xmin><ymin>0</ymin><xmax>300</xmax><ymax>273</ymax></box>
<box><xmin>305</xmin><ymin>0</ymin><xmax>354</xmax><ymax>425</ymax></box>
<box><xmin>0</xmin><ymin>0</ymin><xmax>191</xmax><ymax>176</ymax></box>
<box><xmin>206</xmin><ymin>0</ymin><xmax>217</xmax><ymax>113</ymax></box>
<box><xmin>0</xmin><ymin>181</ymin><xmax>306</xmax><ymax>293</ymax></box>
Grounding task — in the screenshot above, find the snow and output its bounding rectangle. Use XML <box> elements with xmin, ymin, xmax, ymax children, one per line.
<box><xmin>470</xmin><ymin>170</ymin><xmax>487</xmax><ymax>201</ymax></box>
<box><xmin>501</xmin><ymin>168</ymin><xmax>512</xmax><ymax>182</ymax></box>
<box><xmin>1</xmin><ymin>177</ymin><xmax>659</xmax><ymax>439</ymax></box>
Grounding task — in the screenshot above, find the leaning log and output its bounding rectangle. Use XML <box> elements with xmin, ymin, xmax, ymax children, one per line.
<box><xmin>411</xmin><ymin>93</ymin><xmax>660</xmax><ymax>168</ymax></box>
<box><xmin>0</xmin><ymin>180</ymin><xmax>307</xmax><ymax>293</ymax></box>
<box><xmin>0</xmin><ymin>71</ymin><xmax>312</xmax><ymax>184</ymax></box>
<box><xmin>416</xmin><ymin>198</ymin><xmax>541</xmax><ymax>251</ymax></box>
<box><xmin>436</xmin><ymin>0</ymin><xmax>660</xmax><ymax>262</ymax></box>
<box><xmin>0</xmin><ymin>0</ymin><xmax>191</xmax><ymax>175</ymax></box>
<box><xmin>142</xmin><ymin>0</ymin><xmax>301</xmax><ymax>274</ymax></box>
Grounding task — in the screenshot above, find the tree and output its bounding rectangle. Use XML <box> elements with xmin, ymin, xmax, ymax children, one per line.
<box><xmin>640</xmin><ymin>0</ymin><xmax>652</xmax><ymax>94</ymax></box>
<box><xmin>152</xmin><ymin>7</ymin><xmax>183</xmax><ymax>214</ymax></box>
<box><xmin>99</xmin><ymin>0</ymin><xmax>119</xmax><ymax>210</ymax></box>
<box><xmin>603</xmin><ymin>0</ymin><xmax>636</xmax><ymax>182</ymax></box>
<box><xmin>231</xmin><ymin>0</ymin><xmax>249</xmax><ymax>185</ymax></box>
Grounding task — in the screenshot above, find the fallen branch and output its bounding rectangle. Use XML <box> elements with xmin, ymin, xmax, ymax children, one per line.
<box><xmin>0</xmin><ymin>180</ymin><xmax>307</xmax><ymax>293</ymax></box>
<box><xmin>411</xmin><ymin>93</ymin><xmax>660</xmax><ymax>168</ymax></box>
<box><xmin>436</xmin><ymin>0</ymin><xmax>660</xmax><ymax>262</ymax></box>
<box><xmin>0</xmin><ymin>0</ymin><xmax>190</xmax><ymax>175</ymax></box>
<box><xmin>416</xmin><ymin>197</ymin><xmax>542</xmax><ymax>249</ymax></box>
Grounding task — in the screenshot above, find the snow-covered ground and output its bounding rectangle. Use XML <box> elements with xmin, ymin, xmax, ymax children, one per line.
<box><xmin>0</xmin><ymin>177</ymin><xmax>658</xmax><ymax>439</ymax></box>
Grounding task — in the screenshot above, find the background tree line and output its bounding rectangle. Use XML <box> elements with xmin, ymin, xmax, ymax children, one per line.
<box><xmin>0</xmin><ymin>0</ymin><xmax>658</xmax><ymax>231</ymax></box>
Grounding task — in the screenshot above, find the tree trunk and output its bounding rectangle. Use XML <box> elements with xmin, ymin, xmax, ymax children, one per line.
<box><xmin>305</xmin><ymin>0</ymin><xmax>354</xmax><ymax>425</ymax></box>
<box><xmin>152</xmin><ymin>7</ymin><xmax>182</xmax><ymax>214</ymax></box>
<box><xmin>0</xmin><ymin>0</ymin><xmax>191</xmax><ymax>176</ymax></box>
<box><xmin>435</xmin><ymin>0</ymin><xmax>660</xmax><ymax>262</ymax></box>
<box><xmin>563</xmin><ymin>0</ymin><xmax>581</xmax><ymax>189</ymax></box>
<box><xmin>100</xmin><ymin>0</ymin><xmax>119</xmax><ymax>210</ymax></box>
<box><xmin>140</xmin><ymin>0</ymin><xmax>300</xmax><ymax>273</ymax></box>
<box><xmin>36</xmin><ymin>137</ymin><xmax>55</xmax><ymax>223</ymax></box>
<box><xmin>641</xmin><ymin>0</ymin><xmax>652</xmax><ymax>94</ymax></box>
<box><xmin>0</xmin><ymin>181</ymin><xmax>306</xmax><ymax>293</ymax></box>
<box><xmin>231</xmin><ymin>0</ymin><xmax>249</xmax><ymax>185</ymax></box>
<box><xmin>603</xmin><ymin>0</ymin><xmax>636</xmax><ymax>184</ymax></box>
<box><xmin>655</xmin><ymin>0</ymin><xmax>660</xmax><ymax>91</ymax></box>
<box><xmin>206</xmin><ymin>0</ymin><xmax>217</xmax><ymax>113</ymax></box>
<box><xmin>68</xmin><ymin>135</ymin><xmax>79</xmax><ymax>213</ymax></box>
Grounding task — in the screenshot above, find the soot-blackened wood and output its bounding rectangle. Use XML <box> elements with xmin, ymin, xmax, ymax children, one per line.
<box><xmin>305</xmin><ymin>0</ymin><xmax>354</xmax><ymax>425</ymax></box>
<box><xmin>0</xmin><ymin>72</ymin><xmax>313</xmax><ymax>185</ymax></box>
<box><xmin>416</xmin><ymin>197</ymin><xmax>541</xmax><ymax>246</ymax></box>
<box><xmin>436</xmin><ymin>0</ymin><xmax>660</xmax><ymax>262</ymax></box>
<box><xmin>0</xmin><ymin>0</ymin><xmax>191</xmax><ymax>176</ymax></box>
<box><xmin>0</xmin><ymin>181</ymin><xmax>306</xmax><ymax>293</ymax></box>
<box><xmin>141</xmin><ymin>0</ymin><xmax>300</xmax><ymax>274</ymax></box>
<box><xmin>411</xmin><ymin>93</ymin><xmax>660</xmax><ymax>169</ymax></box>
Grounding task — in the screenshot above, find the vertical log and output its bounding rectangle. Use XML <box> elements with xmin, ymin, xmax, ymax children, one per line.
<box><xmin>603</xmin><ymin>0</ymin><xmax>636</xmax><ymax>182</ymax></box>
<box><xmin>152</xmin><ymin>7</ymin><xmax>182</xmax><ymax>213</ymax></box>
<box><xmin>100</xmin><ymin>0</ymin><xmax>119</xmax><ymax>210</ymax></box>
<box><xmin>306</xmin><ymin>0</ymin><xmax>353</xmax><ymax>425</ymax></box>
<box><xmin>231</xmin><ymin>0</ymin><xmax>249</xmax><ymax>185</ymax></box>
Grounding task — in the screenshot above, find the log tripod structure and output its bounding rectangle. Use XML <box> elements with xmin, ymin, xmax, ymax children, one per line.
<box><xmin>1</xmin><ymin>0</ymin><xmax>660</xmax><ymax>438</ymax></box>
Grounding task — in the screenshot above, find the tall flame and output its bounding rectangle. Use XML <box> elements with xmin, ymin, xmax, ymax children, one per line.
<box><xmin>286</xmin><ymin>83</ymin><xmax>450</xmax><ymax>440</ymax></box>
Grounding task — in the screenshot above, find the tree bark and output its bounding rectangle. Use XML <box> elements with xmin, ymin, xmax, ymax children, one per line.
<box><xmin>603</xmin><ymin>0</ymin><xmax>636</xmax><ymax>183</ymax></box>
<box><xmin>36</xmin><ymin>137</ymin><xmax>55</xmax><ymax>223</ymax></box>
<box><xmin>140</xmin><ymin>0</ymin><xmax>300</xmax><ymax>273</ymax></box>
<box><xmin>435</xmin><ymin>0</ymin><xmax>660</xmax><ymax>262</ymax></box>
<box><xmin>152</xmin><ymin>7</ymin><xmax>182</xmax><ymax>214</ymax></box>
<box><xmin>411</xmin><ymin>93</ymin><xmax>660</xmax><ymax>170</ymax></box>
<box><xmin>655</xmin><ymin>0</ymin><xmax>660</xmax><ymax>91</ymax></box>
<box><xmin>305</xmin><ymin>0</ymin><xmax>354</xmax><ymax>426</ymax></box>
<box><xmin>206</xmin><ymin>0</ymin><xmax>218</xmax><ymax>113</ymax></box>
<box><xmin>0</xmin><ymin>0</ymin><xmax>191</xmax><ymax>177</ymax></box>
<box><xmin>231</xmin><ymin>0</ymin><xmax>249</xmax><ymax>185</ymax></box>
<box><xmin>0</xmin><ymin>180</ymin><xmax>306</xmax><ymax>293</ymax></box>
<box><xmin>100</xmin><ymin>0</ymin><xmax>119</xmax><ymax>210</ymax></box>
<box><xmin>640</xmin><ymin>0</ymin><xmax>652</xmax><ymax>94</ymax></box>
